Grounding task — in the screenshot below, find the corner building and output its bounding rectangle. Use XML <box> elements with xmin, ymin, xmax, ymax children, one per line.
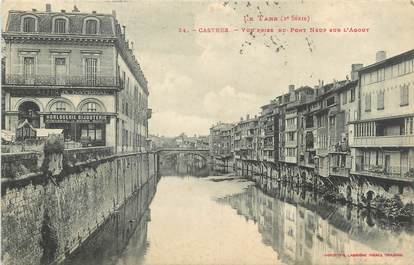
<box><xmin>2</xmin><ymin>4</ymin><xmax>150</xmax><ymax>153</ymax></box>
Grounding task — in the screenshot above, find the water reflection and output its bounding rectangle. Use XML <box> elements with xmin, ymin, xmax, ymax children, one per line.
<box><xmin>64</xmin><ymin>176</ymin><xmax>157</xmax><ymax>265</ymax></box>
<box><xmin>67</xmin><ymin>176</ymin><xmax>414</xmax><ymax>265</ymax></box>
<box><xmin>218</xmin><ymin>183</ymin><xmax>414</xmax><ymax>265</ymax></box>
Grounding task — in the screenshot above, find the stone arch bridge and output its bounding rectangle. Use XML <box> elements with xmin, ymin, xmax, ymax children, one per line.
<box><xmin>154</xmin><ymin>148</ymin><xmax>211</xmax><ymax>173</ymax></box>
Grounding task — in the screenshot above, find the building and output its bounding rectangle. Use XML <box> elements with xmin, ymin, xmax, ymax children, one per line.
<box><xmin>259</xmin><ymin>100</ymin><xmax>279</xmax><ymax>163</ymax></box>
<box><xmin>209</xmin><ymin>49</ymin><xmax>414</xmax><ymax>209</ymax></box>
<box><xmin>350</xmin><ymin>50</ymin><xmax>414</xmax><ymax>180</ymax></box>
<box><xmin>209</xmin><ymin>122</ymin><xmax>234</xmax><ymax>171</ymax></box>
<box><xmin>2</xmin><ymin>4</ymin><xmax>150</xmax><ymax>152</ymax></box>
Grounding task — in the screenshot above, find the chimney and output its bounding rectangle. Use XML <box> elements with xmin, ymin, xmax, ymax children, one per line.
<box><xmin>92</xmin><ymin>11</ymin><xmax>97</xmax><ymax>14</ymax></box>
<box><xmin>246</xmin><ymin>114</ymin><xmax>250</xmax><ymax>120</ymax></box>
<box><xmin>376</xmin><ymin>51</ymin><xmax>386</xmax><ymax>62</ymax></box>
<box><xmin>122</xmin><ymin>25</ymin><xmax>126</xmax><ymax>35</ymax></box>
<box><xmin>72</xmin><ymin>5</ymin><xmax>79</xmax><ymax>12</ymax></box>
<box><xmin>131</xmin><ymin>41</ymin><xmax>134</xmax><ymax>50</ymax></box>
<box><xmin>288</xmin><ymin>84</ymin><xmax>295</xmax><ymax>92</ymax></box>
<box><xmin>240</xmin><ymin>117</ymin><xmax>243</xmax><ymax>121</ymax></box>
<box><xmin>32</xmin><ymin>9</ymin><xmax>37</xmax><ymax>12</ymax></box>
<box><xmin>46</xmin><ymin>3</ymin><xmax>51</xmax><ymax>12</ymax></box>
<box><xmin>61</xmin><ymin>9</ymin><xmax>66</xmax><ymax>13</ymax></box>
<box><xmin>351</xmin><ymin>64</ymin><xmax>363</xmax><ymax>81</ymax></box>
<box><xmin>112</xmin><ymin>10</ymin><xmax>117</xmax><ymax>18</ymax></box>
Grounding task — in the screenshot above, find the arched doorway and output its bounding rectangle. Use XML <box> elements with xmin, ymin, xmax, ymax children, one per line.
<box><xmin>18</xmin><ymin>101</ymin><xmax>40</xmax><ymax>128</ymax></box>
<box><xmin>346</xmin><ymin>185</ymin><xmax>352</xmax><ymax>202</ymax></box>
<box><xmin>366</xmin><ymin>190</ymin><xmax>375</xmax><ymax>208</ymax></box>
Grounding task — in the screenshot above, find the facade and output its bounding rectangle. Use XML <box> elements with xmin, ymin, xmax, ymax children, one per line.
<box><xmin>350</xmin><ymin>50</ymin><xmax>414</xmax><ymax>180</ymax></box>
<box><xmin>2</xmin><ymin>4</ymin><xmax>150</xmax><ymax>152</ymax></box>
<box><xmin>209</xmin><ymin>49</ymin><xmax>414</xmax><ymax>210</ymax></box>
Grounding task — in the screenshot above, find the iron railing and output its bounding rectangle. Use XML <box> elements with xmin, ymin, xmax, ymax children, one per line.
<box><xmin>4</xmin><ymin>74</ymin><xmax>120</xmax><ymax>87</ymax></box>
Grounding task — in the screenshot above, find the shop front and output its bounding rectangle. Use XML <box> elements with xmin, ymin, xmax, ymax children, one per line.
<box><xmin>44</xmin><ymin>113</ymin><xmax>110</xmax><ymax>147</ymax></box>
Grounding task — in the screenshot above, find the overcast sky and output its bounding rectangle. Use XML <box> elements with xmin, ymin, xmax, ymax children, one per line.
<box><xmin>3</xmin><ymin>0</ymin><xmax>414</xmax><ymax>137</ymax></box>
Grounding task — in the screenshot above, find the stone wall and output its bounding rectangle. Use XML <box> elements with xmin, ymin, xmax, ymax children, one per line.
<box><xmin>1</xmin><ymin>150</ymin><xmax>158</xmax><ymax>265</ymax></box>
<box><xmin>234</xmin><ymin>159</ymin><xmax>414</xmax><ymax>218</ymax></box>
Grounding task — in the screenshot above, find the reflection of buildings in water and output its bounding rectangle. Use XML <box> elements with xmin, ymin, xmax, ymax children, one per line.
<box><xmin>218</xmin><ymin>184</ymin><xmax>414</xmax><ymax>265</ymax></box>
<box><xmin>64</xmin><ymin>178</ymin><xmax>157</xmax><ymax>265</ymax></box>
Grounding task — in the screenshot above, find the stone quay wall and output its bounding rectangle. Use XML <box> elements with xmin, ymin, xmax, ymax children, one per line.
<box><xmin>231</xmin><ymin>159</ymin><xmax>414</xmax><ymax>218</ymax></box>
<box><xmin>1</xmin><ymin>149</ymin><xmax>159</xmax><ymax>265</ymax></box>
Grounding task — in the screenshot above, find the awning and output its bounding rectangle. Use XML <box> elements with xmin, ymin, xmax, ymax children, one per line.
<box><xmin>1</xmin><ymin>130</ymin><xmax>15</xmax><ymax>142</ymax></box>
<box><xmin>35</xmin><ymin>128</ymin><xmax>63</xmax><ymax>137</ymax></box>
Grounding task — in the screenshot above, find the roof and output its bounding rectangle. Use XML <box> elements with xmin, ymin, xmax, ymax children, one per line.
<box><xmin>210</xmin><ymin>123</ymin><xmax>233</xmax><ymax>131</ymax></box>
<box><xmin>5</xmin><ymin>10</ymin><xmax>115</xmax><ymax>36</ymax></box>
<box><xmin>358</xmin><ymin>49</ymin><xmax>414</xmax><ymax>74</ymax></box>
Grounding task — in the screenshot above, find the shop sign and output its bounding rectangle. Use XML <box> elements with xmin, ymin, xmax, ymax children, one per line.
<box><xmin>45</xmin><ymin>113</ymin><xmax>109</xmax><ymax>124</ymax></box>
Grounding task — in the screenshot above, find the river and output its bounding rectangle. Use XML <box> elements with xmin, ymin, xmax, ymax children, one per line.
<box><xmin>68</xmin><ymin>175</ymin><xmax>414</xmax><ymax>265</ymax></box>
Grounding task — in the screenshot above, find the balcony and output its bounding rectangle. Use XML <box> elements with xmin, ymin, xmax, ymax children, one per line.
<box><xmin>329</xmin><ymin>166</ymin><xmax>350</xmax><ymax>178</ymax></box>
<box><xmin>285</xmin><ymin>156</ymin><xmax>297</xmax><ymax>164</ymax></box>
<box><xmin>264</xmin><ymin>129</ymin><xmax>274</xmax><ymax>136</ymax></box>
<box><xmin>285</xmin><ymin>140</ymin><xmax>297</xmax><ymax>147</ymax></box>
<box><xmin>353</xmin><ymin>135</ymin><xmax>414</xmax><ymax>148</ymax></box>
<box><xmin>4</xmin><ymin>74</ymin><xmax>120</xmax><ymax>88</ymax></box>
<box><xmin>354</xmin><ymin>164</ymin><xmax>413</xmax><ymax>181</ymax></box>
<box><xmin>263</xmin><ymin>143</ymin><xmax>274</xmax><ymax>150</ymax></box>
<box><xmin>354</xmin><ymin>156</ymin><xmax>413</xmax><ymax>181</ymax></box>
<box><xmin>285</xmin><ymin>123</ymin><xmax>297</xmax><ymax>132</ymax></box>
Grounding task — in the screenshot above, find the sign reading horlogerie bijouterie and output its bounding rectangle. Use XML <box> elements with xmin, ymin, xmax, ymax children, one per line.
<box><xmin>44</xmin><ymin>114</ymin><xmax>109</xmax><ymax>123</ymax></box>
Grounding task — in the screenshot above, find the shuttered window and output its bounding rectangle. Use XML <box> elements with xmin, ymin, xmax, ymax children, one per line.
<box><xmin>85</xmin><ymin>20</ymin><xmax>98</xmax><ymax>34</ymax></box>
<box><xmin>54</xmin><ymin>18</ymin><xmax>67</xmax><ymax>33</ymax></box>
<box><xmin>85</xmin><ymin>58</ymin><xmax>98</xmax><ymax>85</ymax></box>
<box><xmin>365</xmin><ymin>94</ymin><xmax>371</xmax><ymax>112</ymax></box>
<box><xmin>377</xmin><ymin>90</ymin><xmax>384</xmax><ymax>110</ymax></box>
<box><xmin>23</xmin><ymin>17</ymin><xmax>36</xmax><ymax>32</ymax></box>
<box><xmin>86</xmin><ymin>102</ymin><xmax>97</xmax><ymax>112</ymax></box>
<box><xmin>400</xmin><ymin>86</ymin><xmax>409</xmax><ymax>106</ymax></box>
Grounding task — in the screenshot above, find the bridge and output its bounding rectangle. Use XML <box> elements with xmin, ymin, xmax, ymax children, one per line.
<box><xmin>154</xmin><ymin>148</ymin><xmax>211</xmax><ymax>174</ymax></box>
<box><xmin>154</xmin><ymin>148</ymin><xmax>210</xmax><ymax>160</ymax></box>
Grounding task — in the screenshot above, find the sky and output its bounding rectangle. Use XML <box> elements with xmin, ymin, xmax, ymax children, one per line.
<box><xmin>2</xmin><ymin>0</ymin><xmax>414</xmax><ymax>137</ymax></box>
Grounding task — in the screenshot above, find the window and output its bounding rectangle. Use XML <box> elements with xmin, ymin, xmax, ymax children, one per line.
<box><xmin>365</xmin><ymin>94</ymin><xmax>371</xmax><ymax>112</ymax></box>
<box><xmin>287</xmin><ymin>132</ymin><xmax>295</xmax><ymax>141</ymax></box>
<box><xmin>398</xmin><ymin>62</ymin><xmax>405</xmax><ymax>76</ymax></box>
<box><xmin>378</xmin><ymin>68</ymin><xmax>385</xmax><ymax>82</ymax></box>
<box><xmin>326</xmin><ymin>96</ymin><xmax>335</xmax><ymax>106</ymax></box>
<box><xmin>80</xmin><ymin>124</ymin><xmax>103</xmax><ymax>141</ymax></box>
<box><xmin>86</xmin><ymin>102</ymin><xmax>97</xmax><ymax>112</ymax></box>
<box><xmin>85</xmin><ymin>20</ymin><xmax>98</xmax><ymax>34</ymax></box>
<box><xmin>329</xmin><ymin>116</ymin><xmax>335</xmax><ymax>127</ymax></box>
<box><xmin>342</xmin><ymin>92</ymin><xmax>347</xmax><ymax>104</ymax></box>
<box><xmin>377</xmin><ymin>90</ymin><xmax>384</xmax><ymax>110</ymax></box>
<box><xmin>385</xmin><ymin>66</ymin><xmax>392</xmax><ymax>80</ymax></box>
<box><xmin>406</xmin><ymin>59</ymin><xmax>413</xmax><ymax>73</ymax></box>
<box><xmin>400</xmin><ymin>85</ymin><xmax>409</xmax><ymax>106</ymax></box>
<box><xmin>392</xmin><ymin>64</ymin><xmax>398</xmax><ymax>77</ymax></box>
<box><xmin>23</xmin><ymin>57</ymin><xmax>35</xmax><ymax>77</ymax></box>
<box><xmin>54</xmin><ymin>18</ymin><xmax>67</xmax><ymax>33</ymax></box>
<box><xmin>370</xmin><ymin>71</ymin><xmax>377</xmax><ymax>83</ymax></box>
<box><xmin>122</xmin><ymin>71</ymin><xmax>126</xmax><ymax>89</ymax></box>
<box><xmin>350</xmin><ymin>88</ymin><xmax>355</xmax><ymax>102</ymax></box>
<box><xmin>23</xmin><ymin>17</ymin><xmax>36</xmax><ymax>32</ymax></box>
<box><xmin>85</xmin><ymin>58</ymin><xmax>97</xmax><ymax>85</ymax></box>
<box><xmin>52</xmin><ymin>101</ymin><xmax>68</xmax><ymax>111</ymax></box>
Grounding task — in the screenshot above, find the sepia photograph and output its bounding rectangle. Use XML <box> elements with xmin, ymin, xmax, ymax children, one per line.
<box><xmin>1</xmin><ymin>0</ymin><xmax>414</xmax><ymax>264</ymax></box>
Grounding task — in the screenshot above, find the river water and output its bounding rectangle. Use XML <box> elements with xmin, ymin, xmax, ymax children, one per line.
<box><xmin>69</xmin><ymin>175</ymin><xmax>414</xmax><ymax>265</ymax></box>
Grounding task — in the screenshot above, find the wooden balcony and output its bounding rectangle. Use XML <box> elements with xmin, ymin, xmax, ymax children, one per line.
<box><xmin>353</xmin><ymin>135</ymin><xmax>414</xmax><ymax>148</ymax></box>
